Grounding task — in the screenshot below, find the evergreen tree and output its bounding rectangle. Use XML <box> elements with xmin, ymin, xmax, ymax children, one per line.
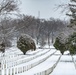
<box><xmin>17</xmin><ymin>34</ymin><xmax>36</xmax><ymax>55</ymax></box>
<box><xmin>66</xmin><ymin>32</ymin><xmax>76</xmax><ymax>55</ymax></box>
<box><xmin>68</xmin><ymin>0</ymin><xmax>76</xmax><ymax>28</ymax></box>
<box><xmin>67</xmin><ymin>0</ymin><xmax>76</xmax><ymax>54</ymax></box>
<box><xmin>54</xmin><ymin>0</ymin><xmax>76</xmax><ymax>55</ymax></box>
<box><xmin>54</xmin><ymin>37</ymin><xmax>66</xmax><ymax>55</ymax></box>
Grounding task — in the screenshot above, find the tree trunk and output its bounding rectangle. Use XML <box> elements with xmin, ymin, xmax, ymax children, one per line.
<box><xmin>51</xmin><ymin>31</ymin><xmax>54</xmax><ymax>43</ymax></box>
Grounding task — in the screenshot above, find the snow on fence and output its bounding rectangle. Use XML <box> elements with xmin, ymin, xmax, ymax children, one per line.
<box><xmin>3</xmin><ymin>47</ymin><xmax>43</xmax><ymax>59</ymax></box>
<box><xmin>71</xmin><ymin>56</ymin><xmax>76</xmax><ymax>69</ymax></box>
<box><xmin>6</xmin><ymin>49</ymin><xmax>51</xmax><ymax>68</ymax></box>
<box><xmin>0</xmin><ymin>48</ymin><xmax>43</xmax><ymax>64</ymax></box>
<box><xmin>6</xmin><ymin>49</ymin><xmax>47</xmax><ymax>63</ymax></box>
<box><xmin>1</xmin><ymin>49</ymin><xmax>50</xmax><ymax>68</ymax></box>
<box><xmin>34</xmin><ymin>55</ymin><xmax>61</xmax><ymax>75</ymax></box>
<box><xmin>0</xmin><ymin>49</ymin><xmax>43</xmax><ymax>65</ymax></box>
<box><xmin>1</xmin><ymin>50</ymin><xmax>56</xmax><ymax>75</ymax></box>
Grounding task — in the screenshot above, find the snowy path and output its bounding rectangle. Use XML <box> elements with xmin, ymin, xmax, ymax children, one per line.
<box><xmin>6</xmin><ymin>49</ymin><xmax>49</xmax><ymax>63</ymax></box>
<box><xmin>0</xmin><ymin>46</ymin><xmax>76</xmax><ymax>75</ymax></box>
<box><xmin>6</xmin><ymin>49</ymin><xmax>52</xmax><ymax>68</ymax></box>
<box><xmin>0</xmin><ymin>47</ymin><xmax>57</xmax><ymax>75</ymax></box>
<box><xmin>16</xmin><ymin>51</ymin><xmax>61</xmax><ymax>75</ymax></box>
<box><xmin>50</xmin><ymin>55</ymin><xmax>76</xmax><ymax>75</ymax></box>
<box><xmin>13</xmin><ymin>49</ymin><xmax>56</xmax><ymax>68</ymax></box>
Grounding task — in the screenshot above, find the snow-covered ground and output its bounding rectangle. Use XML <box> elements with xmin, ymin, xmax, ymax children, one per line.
<box><xmin>0</xmin><ymin>45</ymin><xmax>76</xmax><ymax>75</ymax></box>
<box><xmin>16</xmin><ymin>52</ymin><xmax>61</xmax><ymax>75</ymax></box>
<box><xmin>50</xmin><ymin>55</ymin><xmax>76</xmax><ymax>75</ymax></box>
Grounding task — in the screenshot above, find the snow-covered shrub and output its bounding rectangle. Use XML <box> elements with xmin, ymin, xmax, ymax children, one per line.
<box><xmin>0</xmin><ymin>41</ymin><xmax>5</xmax><ymax>53</ymax></box>
<box><xmin>17</xmin><ymin>34</ymin><xmax>36</xmax><ymax>55</ymax></box>
<box><xmin>53</xmin><ymin>37</ymin><xmax>66</xmax><ymax>55</ymax></box>
<box><xmin>54</xmin><ymin>32</ymin><xmax>76</xmax><ymax>55</ymax></box>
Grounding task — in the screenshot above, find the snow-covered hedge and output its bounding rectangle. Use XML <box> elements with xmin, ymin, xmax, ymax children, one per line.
<box><xmin>17</xmin><ymin>34</ymin><xmax>36</xmax><ymax>55</ymax></box>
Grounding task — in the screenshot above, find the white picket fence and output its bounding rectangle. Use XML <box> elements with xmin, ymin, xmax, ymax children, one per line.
<box><xmin>0</xmin><ymin>50</ymin><xmax>56</xmax><ymax>75</ymax></box>
<box><xmin>0</xmin><ymin>48</ymin><xmax>44</xmax><ymax>63</ymax></box>
<box><xmin>34</xmin><ymin>55</ymin><xmax>61</xmax><ymax>75</ymax></box>
<box><xmin>1</xmin><ymin>49</ymin><xmax>51</xmax><ymax>68</ymax></box>
<box><xmin>71</xmin><ymin>55</ymin><xmax>76</xmax><ymax>69</ymax></box>
<box><xmin>6</xmin><ymin>50</ymin><xmax>51</xmax><ymax>68</ymax></box>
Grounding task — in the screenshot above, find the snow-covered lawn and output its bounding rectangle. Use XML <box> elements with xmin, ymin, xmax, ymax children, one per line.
<box><xmin>0</xmin><ymin>45</ymin><xmax>76</xmax><ymax>75</ymax></box>
<box><xmin>50</xmin><ymin>55</ymin><xmax>76</xmax><ymax>75</ymax></box>
<box><xmin>13</xmin><ymin>49</ymin><xmax>56</xmax><ymax>68</ymax></box>
<box><xmin>16</xmin><ymin>52</ymin><xmax>61</xmax><ymax>75</ymax></box>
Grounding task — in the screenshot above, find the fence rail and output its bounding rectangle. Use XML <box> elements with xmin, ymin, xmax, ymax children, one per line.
<box><xmin>34</xmin><ymin>55</ymin><xmax>61</xmax><ymax>75</ymax></box>
<box><xmin>0</xmin><ymin>49</ymin><xmax>56</xmax><ymax>75</ymax></box>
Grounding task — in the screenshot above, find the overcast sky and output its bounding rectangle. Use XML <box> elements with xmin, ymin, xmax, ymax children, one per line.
<box><xmin>19</xmin><ymin>0</ymin><xmax>70</xmax><ymax>20</ymax></box>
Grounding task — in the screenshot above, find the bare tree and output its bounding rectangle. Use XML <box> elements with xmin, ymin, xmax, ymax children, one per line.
<box><xmin>0</xmin><ymin>0</ymin><xmax>20</xmax><ymax>53</ymax></box>
<box><xmin>0</xmin><ymin>0</ymin><xmax>20</xmax><ymax>15</ymax></box>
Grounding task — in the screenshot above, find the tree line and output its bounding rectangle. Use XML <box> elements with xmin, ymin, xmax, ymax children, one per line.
<box><xmin>0</xmin><ymin>14</ymin><xmax>68</xmax><ymax>47</ymax></box>
<box><xmin>0</xmin><ymin>0</ymin><xmax>70</xmax><ymax>48</ymax></box>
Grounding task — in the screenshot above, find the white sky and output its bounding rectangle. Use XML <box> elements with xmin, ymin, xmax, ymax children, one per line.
<box><xmin>19</xmin><ymin>0</ymin><xmax>70</xmax><ymax>20</ymax></box>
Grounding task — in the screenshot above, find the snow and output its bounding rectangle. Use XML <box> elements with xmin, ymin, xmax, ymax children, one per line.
<box><xmin>6</xmin><ymin>49</ymin><xmax>51</xmax><ymax>67</ymax></box>
<box><xmin>50</xmin><ymin>55</ymin><xmax>76</xmax><ymax>75</ymax></box>
<box><xmin>37</xmin><ymin>44</ymin><xmax>55</xmax><ymax>49</ymax></box>
<box><xmin>0</xmin><ymin>45</ymin><xmax>76</xmax><ymax>75</ymax></box>
<box><xmin>73</xmin><ymin>55</ymin><xmax>76</xmax><ymax>61</ymax></box>
<box><xmin>17</xmin><ymin>52</ymin><xmax>60</xmax><ymax>75</ymax></box>
<box><xmin>43</xmin><ymin>44</ymin><xmax>55</xmax><ymax>49</ymax></box>
<box><xmin>13</xmin><ymin>49</ymin><xmax>56</xmax><ymax>68</ymax></box>
<box><xmin>64</xmin><ymin>50</ymin><xmax>70</xmax><ymax>55</ymax></box>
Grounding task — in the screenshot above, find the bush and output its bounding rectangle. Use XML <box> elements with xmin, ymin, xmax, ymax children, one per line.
<box><xmin>54</xmin><ymin>38</ymin><xmax>66</xmax><ymax>55</ymax></box>
<box><xmin>0</xmin><ymin>41</ymin><xmax>5</xmax><ymax>53</ymax></box>
<box><xmin>17</xmin><ymin>34</ymin><xmax>36</xmax><ymax>55</ymax></box>
<box><xmin>54</xmin><ymin>32</ymin><xmax>76</xmax><ymax>55</ymax></box>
